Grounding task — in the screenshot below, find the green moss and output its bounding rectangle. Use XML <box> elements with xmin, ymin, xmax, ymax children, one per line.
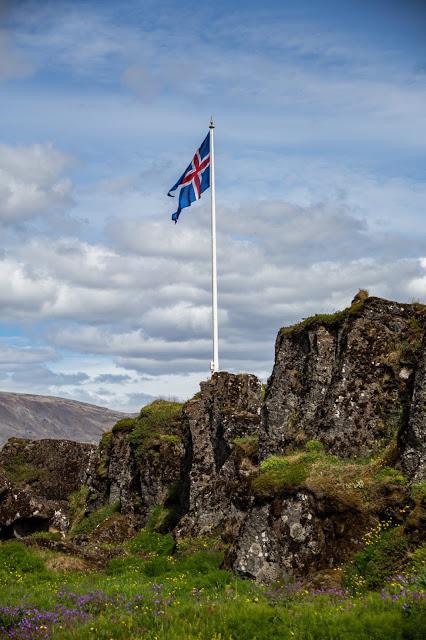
<box><xmin>97</xmin><ymin>431</ymin><xmax>113</xmax><ymax>478</ymax></box>
<box><xmin>305</xmin><ymin>439</ymin><xmax>325</xmax><ymax>453</ymax></box>
<box><xmin>411</xmin><ymin>481</ymin><xmax>426</xmax><ymax>503</ymax></box>
<box><xmin>30</xmin><ymin>531</ymin><xmax>62</xmax><ymax>542</ymax></box>
<box><xmin>373</xmin><ymin>467</ymin><xmax>406</xmax><ymax>486</ymax></box>
<box><xmin>112</xmin><ymin>417</ymin><xmax>136</xmax><ymax>433</ymax></box>
<box><xmin>68</xmin><ymin>485</ymin><xmax>90</xmax><ymax>530</ymax></box>
<box><xmin>126</xmin><ymin>400</ymin><xmax>183</xmax><ymax>454</ymax></box>
<box><xmin>252</xmin><ymin>454</ymin><xmax>312</xmax><ymax>495</ymax></box>
<box><xmin>280</xmin><ymin>300</ymin><xmax>364</xmax><ymax>336</ymax></box>
<box><xmin>252</xmin><ymin>442</ymin><xmax>408</xmax><ymax>507</ymax></box>
<box><xmin>2</xmin><ymin>456</ymin><xmax>43</xmax><ymax>486</ymax></box>
<box><xmin>233</xmin><ymin>435</ymin><xmax>259</xmax><ymax>457</ymax></box>
<box><xmin>159</xmin><ymin>434</ymin><xmax>181</xmax><ymax>444</ymax></box>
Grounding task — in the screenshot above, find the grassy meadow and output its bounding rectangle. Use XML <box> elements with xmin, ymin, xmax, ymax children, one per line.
<box><xmin>0</xmin><ymin>528</ymin><xmax>425</xmax><ymax>640</ymax></box>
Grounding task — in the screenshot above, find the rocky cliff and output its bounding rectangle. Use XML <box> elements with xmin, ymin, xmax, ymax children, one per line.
<box><xmin>0</xmin><ymin>294</ymin><xmax>425</xmax><ymax>583</ymax></box>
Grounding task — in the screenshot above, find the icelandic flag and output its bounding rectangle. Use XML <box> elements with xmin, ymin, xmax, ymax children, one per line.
<box><xmin>167</xmin><ymin>133</ymin><xmax>210</xmax><ymax>223</ymax></box>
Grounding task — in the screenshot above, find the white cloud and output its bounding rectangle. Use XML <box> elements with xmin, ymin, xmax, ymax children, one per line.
<box><xmin>0</xmin><ymin>143</ymin><xmax>73</xmax><ymax>223</ymax></box>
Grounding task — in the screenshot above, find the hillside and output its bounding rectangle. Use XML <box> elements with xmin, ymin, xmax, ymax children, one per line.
<box><xmin>0</xmin><ymin>391</ymin><xmax>130</xmax><ymax>445</ymax></box>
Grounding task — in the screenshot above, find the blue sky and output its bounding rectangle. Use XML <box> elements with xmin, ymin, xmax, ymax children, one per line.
<box><xmin>0</xmin><ymin>0</ymin><xmax>426</xmax><ymax>409</ymax></box>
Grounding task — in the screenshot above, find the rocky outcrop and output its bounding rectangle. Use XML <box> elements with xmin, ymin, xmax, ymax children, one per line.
<box><xmin>177</xmin><ymin>372</ymin><xmax>261</xmax><ymax>538</ymax></box>
<box><xmin>228</xmin><ymin>491</ymin><xmax>362</xmax><ymax>582</ymax></box>
<box><xmin>0</xmin><ymin>438</ymin><xmax>96</xmax><ymax>538</ymax></box>
<box><xmin>0</xmin><ymin>294</ymin><xmax>425</xmax><ymax>584</ymax></box>
<box><xmin>89</xmin><ymin>401</ymin><xmax>186</xmax><ymax>530</ymax></box>
<box><xmin>261</xmin><ymin>297</ymin><xmax>424</xmax><ymax>461</ymax></box>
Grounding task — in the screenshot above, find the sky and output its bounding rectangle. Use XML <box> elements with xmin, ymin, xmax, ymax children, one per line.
<box><xmin>0</xmin><ymin>0</ymin><xmax>426</xmax><ymax>411</ymax></box>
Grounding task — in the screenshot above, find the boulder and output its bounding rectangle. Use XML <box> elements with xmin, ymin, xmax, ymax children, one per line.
<box><xmin>261</xmin><ymin>297</ymin><xmax>423</xmax><ymax>461</ymax></box>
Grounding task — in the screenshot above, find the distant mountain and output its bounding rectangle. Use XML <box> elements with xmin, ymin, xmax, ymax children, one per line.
<box><xmin>0</xmin><ymin>391</ymin><xmax>131</xmax><ymax>445</ymax></box>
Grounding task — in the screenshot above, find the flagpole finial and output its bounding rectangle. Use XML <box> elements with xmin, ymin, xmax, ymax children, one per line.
<box><xmin>209</xmin><ymin>116</ymin><xmax>215</xmax><ymax>129</ymax></box>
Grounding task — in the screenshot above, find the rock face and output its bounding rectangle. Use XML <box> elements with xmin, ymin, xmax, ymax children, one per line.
<box><xmin>0</xmin><ymin>438</ymin><xmax>96</xmax><ymax>538</ymax></box>
<box><xmin>400</xmin><ymin>333</ymin><xmax>426</xmax><ymax>481</ymax></box>
<box><xmin>228</xmin><ymin>491</ymin><xmax>358</xmax><ymax>582</ymax></box>
<box><xmin>177</xmin><ymin>372</ymin><xmax>261</xmax><ymax>538</ymax></box>
<box><xmin>261</xmin><ymin>297</ymin><xmax>423</xmax><ymax>461</ymax></box>
<box><xmin>89</xmin><ymin>401</ymin><xmax>186</xmax><ymax>530</ymax></box>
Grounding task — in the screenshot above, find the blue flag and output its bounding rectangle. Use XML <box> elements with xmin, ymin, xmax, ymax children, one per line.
<box><xmin>167</xmin><ymin>133</ymin><xmax>210</xmax><ymax>223</ymax></box>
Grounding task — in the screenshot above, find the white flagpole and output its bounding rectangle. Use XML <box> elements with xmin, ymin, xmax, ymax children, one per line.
<box><xmin>209</xmin><ymin>117</ymin><xmax>219</xmax><ymax>374</ymax></box>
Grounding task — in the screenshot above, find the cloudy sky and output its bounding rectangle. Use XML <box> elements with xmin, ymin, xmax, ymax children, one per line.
<box><xmin>0</xmin><ymin>0</ymin><xmax>426</xmax><ymax>410</ymax></box>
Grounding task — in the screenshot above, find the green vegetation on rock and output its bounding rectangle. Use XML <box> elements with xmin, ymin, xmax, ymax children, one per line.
<box><xmin>111</xmin><ymin>400</ymin><xmax>184</xmax><ymax>456</ymax></box>
<box><xmin>233</xmin><ymin>434</ymin><xmax>259</xmax><ymax>457</ymax></box>
<box><xmin>1</xmin><ymin>446</ymin><xmax>45</xmax><ymax>485</ymax></box>
<box><xmin>252</xmin><ymin>444</ymin><xmax>408</xmax><ymax>508</ymax></box>
<box><xmin>70</xmin><ymin>501</ymin><xmax>120</xmax><ymax>536</ymax></box>
<box><xmin>280</xmin><ymin>300</ymin><xmax>365</xmax><ymax>336</ymax></box>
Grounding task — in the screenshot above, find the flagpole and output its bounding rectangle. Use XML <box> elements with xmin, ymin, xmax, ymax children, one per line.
<box><xmin>209</xmin><ymin>117</ymin><xmax>219</xmax><ymax>374</ymax></box>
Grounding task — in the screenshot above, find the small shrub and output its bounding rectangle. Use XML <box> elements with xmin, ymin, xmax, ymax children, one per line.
<box><xmin>305</xmin><ymin>439</ymin><xmax>324</xmax><ymax>453</ymax></box>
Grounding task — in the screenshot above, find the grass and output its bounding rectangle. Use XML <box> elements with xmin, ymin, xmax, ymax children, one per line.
<box><xmin>125</xmin><ymin>529</ymin><xmax>175</xmax><ymax>556</ymax></box>
<box><xmin>0</xmin><ymin>534</ymin><xmax>424</xmax><ymax>640</ymax></box>
<box><xmin>252</xmin><ymin>445</ymin><xmax>408</xmax><ymax>508</ymax></box>
<box><xmin>1</xmin><ymin>454</ymin><xmax>44</xmax><ymax>486</ymax></box>
<box><xmin>233</xmin><ymin>435</ymin><xmax>259</xmax><ymax>458</ymax></box>
<box><xmin>68</xmin><ymin>486</ymin><xmax>90</xmax><ymax>530</ymax></box>
<box><xmin>343</xmin><ymin>525</ymin><xmax>409</xmax><ymax>591</ymax></box>
<box><xmin>111</xmin><ymin>400</ymin><xmax>184</xmax><ymax>457</ymax></box>
<box><xmin>411</xmin><ymin>481</ymin><xmax>426</xmax><ymax>503</ymax></box>
<box><xmin>280</xmin><ymin>300</ymin><xmax>365</xmax><ymax>336</ymax></box>
<box><xmin>70</xmin><ymin>502</ymin><xmax>120</xmax><ymax>536</ymax></box>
